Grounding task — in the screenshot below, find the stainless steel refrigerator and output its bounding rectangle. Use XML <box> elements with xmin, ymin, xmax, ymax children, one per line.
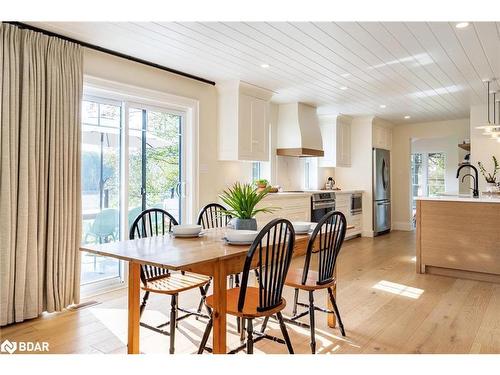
<box><xmin>373</xmin><ymin>148</ymin><xmax>391</xmax><ymax>235</ymax></box>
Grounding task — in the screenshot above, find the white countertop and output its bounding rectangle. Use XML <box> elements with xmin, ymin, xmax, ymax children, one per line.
<box><xmin>279</xmin><ymin>189</ymin><xmax>363</xmax><ymax>195</ymax></box>
<box><xmin>416</xmin><ymin>195</ymin><xmax>500</xmax><ymax>203</ymax></box>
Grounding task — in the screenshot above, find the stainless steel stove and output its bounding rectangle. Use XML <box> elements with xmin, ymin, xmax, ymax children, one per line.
<box><xmin>310</xmin><ymin>191</ymin><xmax>336</xmax><ymax>222</ymax></box>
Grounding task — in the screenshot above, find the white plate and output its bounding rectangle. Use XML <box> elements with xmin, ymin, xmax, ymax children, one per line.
<box><xmin>172</xmin><ymin>224</ymin><xmax>202</xmax><ymax>236</ymax></box>
<box><xmin>223</xmin><ymin>237</ymin><xmax>254</xmax><ymax>245</ymax></box>
<box><xmin>171</xmin><ymin>231</ymin><xmax>206</xmax><ymax>238</ymax></box>
<box><xmin>225</xmin><ymin>229</ymin><xmax>259</xmax><ymax>243</ymax></box>
<box><xmin>294</xmin><ymin>229</ymin><xmax>312</xmax><ymax>235</ymax></box>
<box><xmin>292</xmin><ymin>221</ymin><xmax>314</xmax><ymax>233</ymax></box>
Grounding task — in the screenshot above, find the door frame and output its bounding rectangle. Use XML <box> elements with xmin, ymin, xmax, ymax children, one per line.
<box><xmin>82</xmin><ymin>76</ymin><xmax>199</xmax><ymax>293</ymax></box>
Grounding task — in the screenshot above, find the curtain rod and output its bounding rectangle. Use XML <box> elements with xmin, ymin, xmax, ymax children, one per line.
<box><xmin>5</xmin><ymin>21</ymin><xmax>216</xmax><ymax>86</ymax></box>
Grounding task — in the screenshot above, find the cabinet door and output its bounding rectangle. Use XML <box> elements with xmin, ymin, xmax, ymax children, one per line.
<box><xmin>336</xmin><ymin>120</ymin><xmax>351</xmax><ymax>167</ymax></box>
<box><xmin>250</xmin><ymin>97</ymin><xmax>269</xmax><ymax>161</ymax></box>
<box><xmin>340</xmin><ymin>121</ymin><xmax>351</xmax><ymax>167</ymax></box>
<box><xmin>238</xmin><ymin>94</ymin><xmax>253</xmax><ymax>159</ymax></box>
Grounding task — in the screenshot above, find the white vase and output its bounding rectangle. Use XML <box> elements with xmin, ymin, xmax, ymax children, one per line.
<box><xmin>486</xmin><ymin>182</ymin><xmax>498</xmax><ymax>193</ymax></box>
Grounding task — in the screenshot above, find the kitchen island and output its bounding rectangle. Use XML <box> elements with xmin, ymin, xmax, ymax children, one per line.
<box><xmin>416</xmin><ymin>195</ymin><xmax>500</xmax><ymax>283</ymax></box>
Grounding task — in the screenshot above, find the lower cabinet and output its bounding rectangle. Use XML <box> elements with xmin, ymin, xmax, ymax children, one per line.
<box><xmin>255</xmin><ymin>194</ymin><xmax>311</xmax><ymax>227</ymax></box>
<box><xmin>335</xmin><ymin>193</ymin><xmax>363</xmax><ymax>239</ymax></box>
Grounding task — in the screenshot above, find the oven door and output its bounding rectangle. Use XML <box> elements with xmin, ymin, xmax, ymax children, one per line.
<box><xmin>311</xmin><ymin>202</ymin><xmax>336</xmax><ymax>222</ymax></box>
<box><xmin>351</xmin><ymin>194</ymin><xmax>362</xmax><ymax>215</ymax></box>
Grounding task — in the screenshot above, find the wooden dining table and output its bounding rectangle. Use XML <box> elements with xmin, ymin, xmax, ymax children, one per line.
<box><xmin>80</xmin><ymin>226</ymin><xmax>351</xmax><ymax>354</ymax></box>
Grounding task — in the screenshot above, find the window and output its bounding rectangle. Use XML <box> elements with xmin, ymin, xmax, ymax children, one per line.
<box><xmin>252</xmin><ymin>162</ymin><xmax>261</xmax><ymax>181</ymax></box>
<box><xmin>304</xmin><ymin>159</ymin><xmax>311</xmax><ymax>189</ymax></box>
<box><xmin>411</xmin><ymin>152</ymin><xmax>446</xmax><ymax>214</ymax></box>
<box><xmin>427</xmin><ymin>152</ymin><xmax>446</xmax><ymax>196</ymax></box>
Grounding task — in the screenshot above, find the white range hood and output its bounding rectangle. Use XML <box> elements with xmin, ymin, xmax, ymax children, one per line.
<box><xmin>276</xmin><ymin>102</ymin><xmax>324</xmax><ymax>157</ymax></box>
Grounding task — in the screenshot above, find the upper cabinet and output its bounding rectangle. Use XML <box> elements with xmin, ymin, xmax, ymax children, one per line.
<box><xmin>372</xmin><ymin>122</ymin><xmax>392</xmax><ymax>150</ymax></box>
<box><xmin>319</xmin><ymin>115</ymin><xmax>352</xmax><ymax>168</ymax></box>
<box><xmin>217</xmin><ymin>81</ymin><xmax>273</xmax><ymax>161</ymax></box>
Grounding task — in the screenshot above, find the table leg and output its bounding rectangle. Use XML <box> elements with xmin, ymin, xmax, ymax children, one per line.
<box><xmin>212</xmin><ymin>260</ymin><xmax>227</xmax><ymax>354</ymax></box>
<box><xmin>327</xmin><ymin>284</ymin><xmax>337</xmax><ymax>328</ymax></box>
<box><xmin>327</xmin><ymin>267</ymin><xmax>337</xmax><ymax>328</ymax></box>
<box><xmin>128</xmin><ymin>262</ymin><xmax>141</xmax><ymax>354</ymax></box>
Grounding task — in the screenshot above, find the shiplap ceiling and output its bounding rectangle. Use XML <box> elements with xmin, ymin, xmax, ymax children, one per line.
<box><xmin>30</xmin><ymin>22</ymin><xmax>500</xmax><ymax>124</ymax></box>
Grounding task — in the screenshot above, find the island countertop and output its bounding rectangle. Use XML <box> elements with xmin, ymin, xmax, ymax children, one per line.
<box><xmin>416</xmin><ymin>194</ymin><xmax>500</xmax><ymax>203</ymax></box>
<box><xmin>416</xmin><ymin>198</ymin><xmax>500</xmax><ymax>283</ymax></box>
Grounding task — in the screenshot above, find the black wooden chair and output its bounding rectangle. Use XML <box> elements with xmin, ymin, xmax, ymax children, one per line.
<box><xmin>283</xmin><ymin>211</ymin><xmax>347</xmax><ymax>354</ymax></box>
<box><xmin>196</xmin><ymin>203</ymin><xmax>232</xmax><ymax>229</ymax></box>
<box><xmin>195</xmin><ymin>203</ymin><xmax>234</xmax><ymax>315</ymax></box>
<box><xmin>198</xmin><ymin>218</ymin><xmax>296</xmax><ymax>354</ymax></box>
<box><xmin>129</xmin><ymin>208</ymin><xmax>211</xmax><ymax>354</ymax></box>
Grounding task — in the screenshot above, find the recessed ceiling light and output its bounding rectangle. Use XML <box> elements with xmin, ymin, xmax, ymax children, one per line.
<box><xmin>404</xmin><ymin>115</ymin><xmax>411</xmax><ymax>119</ymax></box>
<box><xmin>455</xmin><ymin>22</ymin><xmax>469</xmax><ymax>29</ymax></box>
<box><xmin>380</xmin><ymin>104</ymin><xmax>387</xmax><ymax>108</ymax></box>
<box><xmin>260</xmin><ymin>63</ymin><xmax>270</xmax><ymax>69</ymax></box>
<box><xmin>340</xmin><ymin>86</ymin><xmax>348</xmax><ymax>90</ymax></box>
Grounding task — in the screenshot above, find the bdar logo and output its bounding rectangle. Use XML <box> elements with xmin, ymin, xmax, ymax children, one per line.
<box><xmin>1</xmin><ymin>339</ymin><xmax>17</xmax><ymax>354</ymax></box>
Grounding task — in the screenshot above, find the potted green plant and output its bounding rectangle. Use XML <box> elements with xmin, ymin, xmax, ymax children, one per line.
<box><xmin>219</xmin><ymin>182</ymin><xmax>278</xmax><ymax>230</ymax></box>
<box><xmin>254</xmin><ymin>178</ymin><xmax>269</xmax><ymax>191</ymax></box>
<box><xmin>478</xmin><ymin>156</ymin><xmax>499</xmax><ymax>192</ymax></box>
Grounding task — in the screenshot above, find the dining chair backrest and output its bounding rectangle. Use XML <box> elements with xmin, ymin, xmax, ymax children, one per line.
<box><xmin>302</xmin><ymin>211</ymin><xmax>347</xmax><ymax>286</ymax></box>
<box><xmin>129</xmin><ymin>208</ymin><xmax>179</xmax><ymax>284</ymax></box>
<box><xmin>91</xmin><ymin>208</ymin><xmax>119</xmax><ymax>238</ymax></box>
<box><xmin>238</xmin><ymin>218</ymin><xmax>295</xmax><ymax>313</ymax></box>
<box><xmin>196</xmin><ymin>203</ymin><xmax>232</xmax><ymax>229</ymax></box>
<box><xmin>128</xmin><ymin>206</ymin><xmax>142</xmax><ymax>230</ymax></box>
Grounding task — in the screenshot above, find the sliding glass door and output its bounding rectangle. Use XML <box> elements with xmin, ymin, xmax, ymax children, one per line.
<box><xmin>81</xmin><ymin>98</ymin><xmax>122</xmax><ymax>285</ymax></box>
<box><xmin>80</xmin><ymin>94</ymin><xmax>186</xmax><ymax>292</ymax></box>
<box><xmin>128</xmin><ymin>106</ymin><xmax>184</xmax><ymax>224</ymax></box>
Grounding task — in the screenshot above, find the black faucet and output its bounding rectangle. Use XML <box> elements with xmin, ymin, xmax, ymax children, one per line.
<box><xmin>456</xmin><ymin>164</ymin><xmax>479</xmax><ymax>198</ymax></box>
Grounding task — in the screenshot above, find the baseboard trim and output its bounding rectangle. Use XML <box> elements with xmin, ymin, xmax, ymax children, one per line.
<box><xmin>393</xmin><ymin>221</ymin><xmax>413</xmax><ymax>231</ymax></box>
<box><xmin>362</xmin><ymin>230</ymin><xmax>374</xmax><ymax>237</ymax></box>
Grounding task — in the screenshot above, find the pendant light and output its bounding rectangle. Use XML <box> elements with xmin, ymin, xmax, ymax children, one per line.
<box><xmin>476</xmin><ymin>79</ymin><xmax>500</xmax><ymax>134</ymax></box>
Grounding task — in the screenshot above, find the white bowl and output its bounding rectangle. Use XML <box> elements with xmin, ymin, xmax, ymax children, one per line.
<box><xmin>172</xmin><ymin>224</ymin><xmax>202</xmax><ymax>236</ymax></box>
<box><xmin>292</xmin><ymin>222</ymin><xmax>313</xmax><ymax>233</ymax></box>
<box><xmin>225</xmin><ymin>230</ymin><xmax>259</xmax><ymax>243</ymax></box>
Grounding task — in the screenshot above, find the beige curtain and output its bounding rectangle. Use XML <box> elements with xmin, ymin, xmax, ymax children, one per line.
<box><xmin>0</xmin><ymin>23</ymin><xmax>83</xmax><ymax>326</ymax></box>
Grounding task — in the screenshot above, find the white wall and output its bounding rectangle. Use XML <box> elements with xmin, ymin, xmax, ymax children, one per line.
<box><xmin>470</xmin><ymin>104</ymin><xmax>500</xmax><ymax>192</ymax></box>
<box><xmin>392</xmin><ymin>118</ymin><xmax>469</xmax><ymax>230</ymax></box>
<box><xmin>83</xmin><ymin>48</ymin><xmax>252</xmax><ymax>220</ymax></box>
<box><xmin>334</xmin><ymin>116</ymin><xmax>374</xmax><ymax>236</ymax></box>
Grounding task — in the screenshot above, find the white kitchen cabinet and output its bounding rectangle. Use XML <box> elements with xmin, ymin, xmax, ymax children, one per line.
<box><xmin>372</xmin><ymin>124</ymin><xmax>392</xmax><ymax>150</ymax></box>
<box><xmin>218</xmin><ymin>81</ymin><xmax>273</xmax><ymax>161</ymax></box>
<box><xmin>335</xmin><ymin>192</ymin><xmax>363</xmax><ymax>239</ymax></box>
<box><xmin>319</xmin><ymin>115</ymin><xmax>351</xmax><ymax>168</ymax></box>
<box><xmin>255</xmin><ymin>194</ymin><xmax>311</xmax><ymax>227</ymax></box>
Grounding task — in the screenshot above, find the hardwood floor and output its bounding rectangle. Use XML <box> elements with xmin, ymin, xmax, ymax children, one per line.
<box><xmin>2</xmin><ymin>230</ymin><xmax>500</xmax><ymax>354</ymax></box>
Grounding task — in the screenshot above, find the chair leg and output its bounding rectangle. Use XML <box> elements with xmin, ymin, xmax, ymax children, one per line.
<box><xmin>328</xmin><ymin>287</ymin><xmax>345</xmax><ymax>336</ymax></box>
<box><xmin>246</xmin><ymin>318</ymin><xmax>254</xmax><ymax>354</ymax></box>
<box><xmin>198</xmin><ymin>318</ymin><xmax>213</xmax><ymax>354</ymax></box>
<box><xmin>260</xmin><ymin>316</ymin><xmax>269</xmax><ymax>334</ymax></box>
<box><xmin>169</xmin><ymin>294</ymin><xmax>177</xmax><ymax>354</ymax></box>
<box><xmin>196</xmin><ymin>283</ymin><xmax>210</xmax><ymax>320</ymax></box>
<box><xmin>240</xmin><ymin>318</ymin><xmax>246</xmax><ymax>342</ymax></box>
<box><xmin>234</xmin><ymin>273</ymin><xmax>240</xmax><ymax>288</ymax></box>
<box><xmin>292</xmin><ymin>288</ymin><xmax>299</xmax><ymax>316</ymax></box>
<box><xmin>308</xmin><ymin>291</ymin><xmax>316</xmax><ymax>354</ymax></box>
<box><xmin>139</xmin><ymin>291</ymin><xmax>150</xmax><ymax>318</ymax></box>
<box><xmin>276</xmin><ymin>312</ymin><xmax>294</xmax><ymax>354</ymax></box>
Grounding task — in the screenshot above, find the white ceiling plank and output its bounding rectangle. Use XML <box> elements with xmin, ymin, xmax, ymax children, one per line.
<box><xmin>25</xmin><ymin>21</ymin><xmax>498</xmax><ymax>124</ymax></box>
